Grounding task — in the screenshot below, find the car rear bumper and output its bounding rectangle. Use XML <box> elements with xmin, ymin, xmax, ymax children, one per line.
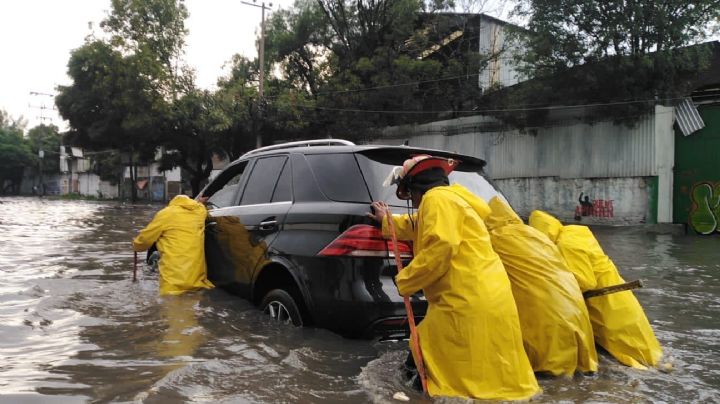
<box><xmin>296</xmin><ymin>256</ymin><xmax>427</xmax><ymax>339</ymax></box>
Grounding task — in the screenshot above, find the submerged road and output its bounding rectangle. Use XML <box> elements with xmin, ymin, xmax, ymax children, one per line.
<box><xmin>0</xmin><ymin>197</ymin><xmax>718</xmax><ymax>402</ymax></box>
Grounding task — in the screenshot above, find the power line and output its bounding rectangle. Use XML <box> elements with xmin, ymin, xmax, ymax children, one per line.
<box><xmin>29</xmin><ymin>90</ymin><xmax>57</xmax><ymax>124</ymax></box>
<box><xmin>282</xmin><ymin>96</ymin><xmax>688</xmax><ymax>115</ymax></box>
<box><xmin>263</xmin><ymin>71</ymin><xmax>509</xmax><ymax>101</ymax></box>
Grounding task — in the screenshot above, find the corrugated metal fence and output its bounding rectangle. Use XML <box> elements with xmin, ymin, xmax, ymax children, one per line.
<box><xmin>379</xmin><ymin>106</ymin><xmax>674</xmax><ymax>180</ymax></box>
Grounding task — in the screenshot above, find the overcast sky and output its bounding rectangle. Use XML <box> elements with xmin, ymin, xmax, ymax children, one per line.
<box><xmin>0</xmin><ymin>0</ymin><xmax>514</xmax><ymax>131</ymax></box>
<box><xmin>0</xmin><ymin>0</ymin><xmax>298</xmax><ymax>130</ymax></box>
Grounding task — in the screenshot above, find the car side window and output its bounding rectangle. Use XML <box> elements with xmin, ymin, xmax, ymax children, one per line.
<box><xmin>206</xmin><ymin>162</ymin><xmax>248</xmax><ymax>208</ymax></box>
<box><xmin>240</xmin><ymin>156</ymin><xmax>287</xmax><ymax>205</ymax></box>
<box><xmin>271</xmin><ymin>159</ymin><xmax>292</xmax><ymax>202</ymax></box>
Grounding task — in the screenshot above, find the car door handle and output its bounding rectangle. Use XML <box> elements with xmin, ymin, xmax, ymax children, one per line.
<box><xmin>259</xmin><ymin>219</ymin><xmax>278</xmax><ymax>231</ymax></box>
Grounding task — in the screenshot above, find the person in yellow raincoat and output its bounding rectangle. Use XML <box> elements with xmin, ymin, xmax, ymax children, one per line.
<box><xmin>132</xmin><ymin>195</ymin><xmax>214</xmax><ymax>295</ymax></box>
<box><xmin>485</xmin><ymin>196</ymin><xmax>597</xmax><ymax>376</ymax></box>
<box><xmin>368</xmin><ymin>155</ymin><xmax>539</xmax><ymax>400</ymax></box>
<box><xmin>529</xmin><ymin>211</ymin><xmax>663</xmax><ymax>369</ymax></box>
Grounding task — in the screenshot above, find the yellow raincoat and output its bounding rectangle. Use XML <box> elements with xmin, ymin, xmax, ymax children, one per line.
<box><xmin>384</xmin><ymin>184</ymin><xmax>539</xmax><ymax>400</ymax></box>
<box><xmin>485</xmin><ymin>197</ymin><xmax>597</xmax><ymax>376</ymax></box>
<box><xmin>529</xmin><ymin>211</ymin><xmax>663</xmax><ymax>369</ymax></box>
<box><xmin>133</xmin><ymin>195</ymin><xmax>214</xmax><ymax>295</ymax></box>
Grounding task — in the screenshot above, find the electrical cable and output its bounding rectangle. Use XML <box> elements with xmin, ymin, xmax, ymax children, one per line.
<box><xmin>277</xmin><ymin>96</ymin><xmax>692</xmax><ymax>115</ymax></box>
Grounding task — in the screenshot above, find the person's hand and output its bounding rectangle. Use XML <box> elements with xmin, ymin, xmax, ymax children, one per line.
<box><xmin>367</xmin><ymin>201</ymin><xmax>389</xmax><ymax>224</ymax></box>
<box><xmin>197</xmin><ymin>195</ymin><xmax>209</xmax><ymax>205</ymax></box>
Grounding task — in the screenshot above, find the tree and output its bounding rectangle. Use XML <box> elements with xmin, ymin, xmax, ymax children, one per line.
<box><xmin>261</xmin><ymin>0</ymin><xmax>487</xmax><ymax>140</ymax></box>
<box><xmin>157</xmin><ymin>89</ymin><xmax>231</xmax><ymax>196</ymax></box>
<box><xmin>215</xmin><ymin>55</ymin><xmax>267</xmax><ymax>158</ymax></box>
<box><xmin>515</xmin><ymin>0</ymin><xmax>720</xmax><ymax>70</ymax></box>
<box><xmin>504</xmin><ymin>0</ymin><xmax>720</xmax><ymax>125</ymax></box>
<box><xmin>57</xmin><ymin>40</ymin><xmax>165</xmax><ymax>201</ymax></box>
<box><xmin>0</xmin><ymin>110</ymin><xmax>34</xmax><ymax>195</ymax></box>
<box><xmin>27</xmin><ymin>124</ymin><xmax>62</xmax><ymax>175</ymax></box>
<box><xmin>57</xmin><ymin>0</ymin><xmax>190</xmax><ymax>201</ymax></box>
<box><xmin>101</xmin><ymin>0</ymin><xmax>189</xmax><ymax>97</ymax></box>
<box><xmin>214</xmin><ymin>54</ymin><xmax>310</xmax><ymax>158</ymax></box>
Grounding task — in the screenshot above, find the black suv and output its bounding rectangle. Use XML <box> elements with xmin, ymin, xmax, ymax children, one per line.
<box><xmin>199</xmin><ymin>140</ymin><xmax>502</xmax><ymax>339</ymax></box>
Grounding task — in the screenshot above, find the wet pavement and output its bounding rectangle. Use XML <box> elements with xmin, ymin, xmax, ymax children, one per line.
<box><xmin>0</xmin><ymin>197</ymin><xmax>718</xmax><ymax>403</ymax></box>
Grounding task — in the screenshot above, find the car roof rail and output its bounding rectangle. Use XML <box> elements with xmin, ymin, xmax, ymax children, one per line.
<box><xmin>242</xmin><ymin>139</ymin><xmax>356</xmax><ymax>157</ymax></box>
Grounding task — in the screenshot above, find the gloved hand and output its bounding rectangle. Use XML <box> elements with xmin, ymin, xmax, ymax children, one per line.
<box><xmin>367</xmin><ymin>201</ymin><xmax>389</xmax><ymax>224</ymax></box>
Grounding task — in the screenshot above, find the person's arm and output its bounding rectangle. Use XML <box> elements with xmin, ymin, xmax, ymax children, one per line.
<box><xmin>132</xmin><ymin>211</ymin><xmax>166</xmax><ymax>252</ymax></box>
<box><xmin>395</xmin><ymin>195</ymin><xmax>458</xmax><ymax>296</ymax></box>
<box><xmin>382</xmin><ymin>214</ymin><xmax>418</xmax><ymax>241</ymax></box>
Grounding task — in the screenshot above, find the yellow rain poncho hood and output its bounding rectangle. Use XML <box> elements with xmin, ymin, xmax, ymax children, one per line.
<box><xmin>529</xmin><ymin>211</ymin><xmax>662</xmax><ymax>369</ymax></box>
<box><xmin>384</xmin><ymin>184</ymin><xmax>539</xmax><ymax>400</ymax></box>
<box><xmin>133</xmin><ymin>195</ymin><xmax>214</xmax><ymax>295</ymax></box>
<box><xmin>486</xmin><ymin>198</ymin><xmax>597</xmax><ymax>376</ymax></box>
<box><xmin>530</xmin><ymin>211</ymin><xmax>597</xmax><ymax>291</ymax></box>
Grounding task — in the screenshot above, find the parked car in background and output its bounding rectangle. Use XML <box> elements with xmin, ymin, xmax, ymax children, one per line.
<box><xmin>198</xmin><ymin>139</ymin><xmax>504</xmax><ymax>339</ymax></box>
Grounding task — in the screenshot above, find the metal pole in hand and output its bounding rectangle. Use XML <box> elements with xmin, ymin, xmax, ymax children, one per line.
<box><xmin>133</xmin><ymin>251</ymin><xmax>138</xmax><ymax>282</ymax></box>
<box><xmin>583</xmin><ymin>279</ymin><xmax>643</xmax><ymax>299</ymax></box>
<box><xmin>386</xmin><ymin>215</ymin><xmax>429</xmax><ymax>394</ymax></box>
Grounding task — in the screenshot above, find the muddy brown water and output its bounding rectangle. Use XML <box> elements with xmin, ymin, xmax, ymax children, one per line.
<box><xmin>0</xmin><ymin>197</ymin><xmax>718</xmax><ymax>403</ymax></box>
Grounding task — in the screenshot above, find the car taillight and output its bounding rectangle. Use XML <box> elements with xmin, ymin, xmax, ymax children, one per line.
<box><xmin>318</xmin><ymin>224</ymin><xmax>413</xmax><ymax>258</ymax></box>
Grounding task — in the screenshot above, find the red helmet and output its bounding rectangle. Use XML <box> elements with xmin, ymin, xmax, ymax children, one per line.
<box><xmin>387</xmin><ymin>154</ymin><xmax>460</xmax><ymax>200</ymax></box>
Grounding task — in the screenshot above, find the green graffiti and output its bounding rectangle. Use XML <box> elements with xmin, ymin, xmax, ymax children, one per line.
<box><xmin>714</xmin><ymin>184</ymin><xmax>720</xmax><ymax>224</ymax></box>
<box><xmin>689</xmin><ymin>182</ymin><xmax>720</xmax><ymax>235</ymax></box>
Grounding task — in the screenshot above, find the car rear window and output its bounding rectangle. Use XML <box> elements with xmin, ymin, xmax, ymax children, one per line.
<box><xmin>355</xmin><ymin>152</ymin><xmax>503</xmax><ymax>206</ymax></box>
<box><xmin>305</xmin><ymin>153</ymin><xmax>371</xmax><ymax>202</ymax></box>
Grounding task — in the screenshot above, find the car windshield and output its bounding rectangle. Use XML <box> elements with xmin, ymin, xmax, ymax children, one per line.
<box><xmin>355</xmin><ymin>152</ymin><xmax>504</xmax><ymax>207</ymax></box>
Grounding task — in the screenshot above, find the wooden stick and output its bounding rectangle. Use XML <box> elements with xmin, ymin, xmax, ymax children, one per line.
<box><xmin>583</xmin><ymin>279</ymin><xmax>643</xmax><ymax>299</ymax></box>
<box><xmin>386</xmin><ymin>215</ymin><xmax>429</xmax><ymax>395</ymax></box>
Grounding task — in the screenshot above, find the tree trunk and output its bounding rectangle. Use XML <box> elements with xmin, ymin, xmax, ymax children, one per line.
<box><xmin>190</xmin><ymin>175</ymin><xmax>202</xmax><ymax>197</ymax></box>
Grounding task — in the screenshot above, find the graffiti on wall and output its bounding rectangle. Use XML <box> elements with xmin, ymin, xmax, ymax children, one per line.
<box><xmin>689</xmin><ymin>182</ymin><xmax>720</xmax><ymax>234</ymax></box>
<box><xmin>574</xmin><ymin>192</ymin><xmax>614</xmax><ymax>220</ymax></box>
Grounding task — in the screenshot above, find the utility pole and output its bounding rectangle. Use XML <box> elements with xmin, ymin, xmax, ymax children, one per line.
<box><xmin>29</xmin><ymin>91</ymin><xmax>56</xmax><ymax>125</ymax></box>
<box><xmin>240</xmin><ymin>0</ymin><xmax>272</xmax><ymax>148</ymax></box>
<box><xmin>29</xmin><ymin>91</ymin><xmax>56</xmax><ymax>195</ymax></box>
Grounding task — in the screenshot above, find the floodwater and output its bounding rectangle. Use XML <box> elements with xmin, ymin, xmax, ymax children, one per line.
<box><xmin>0</xmin><ymin>197</ymin><xmax>718</xmax><ymax>403</ymax></box>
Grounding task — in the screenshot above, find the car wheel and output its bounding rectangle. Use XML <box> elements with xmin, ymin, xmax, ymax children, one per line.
<box><xmin>261</xmin><ymin>289</ymin><xmax>303</xmax><ymax>326</ymax></box>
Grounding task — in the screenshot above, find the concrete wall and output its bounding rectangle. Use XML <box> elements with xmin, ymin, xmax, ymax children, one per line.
<box><xmin>72</xmin><ymin>173</ymin><xmax>119</xmax><ymax>198</ymax></box>
<box><xmin>494</xmin><ymin>176</ymin><xmax>652</xmax><ymax>225</ymax></box>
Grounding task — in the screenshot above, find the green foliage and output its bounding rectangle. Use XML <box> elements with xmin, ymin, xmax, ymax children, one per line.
<box><xmin>260</xmin><ymin>0</ymin><xmax>485</xmax><ymax>140</ymax></box>
<box><xmin>214</xmin><ymin>56</ymin><xmax>259</xmax><ymax>158</ymax></box>
<box><xmin>499</xmin><ymin>0</ymin><xmax>720</xmax><ymax>127</ymax></box>
<box><xmin>157</xmin><ymin>89</ymin><xmax>232</xmax><ymax>194</ymax></box>
<box><xmin>27</xmin><ymin>124</ymin><xmax>62</xmax><ymax>175</ymax></box>
<box><xmin>515</xmin><ymin>0</ymin><xmax>720</xmax><ymax>70</ymax></box>
<box><xmin>0</xmin><ymin>111</ymin><xmax>35</xmax><ymax>194</ymax></box>
<box><xmin>101</xmin><ymin>0</ymin><xmax>189</xmax><ymax>96</ymax></box>
<box><xmin>57</xmin><ymin>0</ymin><xmax>189</xmax><ymax>200</ymax></box>
<box><xmin>265</xmin><ymin>0</ymin><xmax>329</xmax><ymax>96</ymax></box>
<box><xmin>57</xmin><ymin>40</ymin><xmax>166</xmax><ymax>155</ymax></box>
<box><xmin>92</xmin><ymin>151</ymin><xmax>124</xmax><ymax>184</ymax></box>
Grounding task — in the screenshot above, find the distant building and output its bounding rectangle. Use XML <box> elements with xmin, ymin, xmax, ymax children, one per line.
<box><xmin>413</xmin><ymin>13</ymin><xmax>527</xmax><ymax>93</ymax></box>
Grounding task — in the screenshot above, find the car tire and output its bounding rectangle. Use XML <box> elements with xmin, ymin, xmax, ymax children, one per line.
<box><xmin>261</xmin><ymin>289</ymin><xmax>303</xmax><ymax>326</ymax></box>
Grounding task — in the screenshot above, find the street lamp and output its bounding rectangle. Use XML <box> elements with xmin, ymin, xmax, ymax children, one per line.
<box><xmin>240</xmin><ymin>0</ymin><xmax>272</xmax><ymax>148</ymax></box>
